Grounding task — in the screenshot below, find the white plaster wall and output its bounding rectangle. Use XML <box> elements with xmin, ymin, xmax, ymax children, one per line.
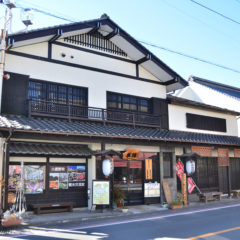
<box><xmin>52</xmin><ymin>44</ymin><xmax>137</xmax><ymax>77</ymax></box>
<box><xmin>5</xmin><ymin>54</ymin><xmax>167</xmax><ymax>108</ymax></box>
<box><xmin>12</xmin><ymin>42</ymin><xmax>48</xmax><ymax>58</ymax></box>
<box><xmin>169</xmin><ymin>104</ymin><xmax>238</xmax><ymax>136</ymax></box>
<box><xmin>105</xmin><ymin>144</ymin><xmax>159</xmax><ymax>152</ymax></box>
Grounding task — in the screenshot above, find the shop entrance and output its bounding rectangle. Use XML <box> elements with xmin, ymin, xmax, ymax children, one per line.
<box><xmin>114</xmin><ymin>160</ymin><xmax>143</xmax><ymax>205</ymax></box>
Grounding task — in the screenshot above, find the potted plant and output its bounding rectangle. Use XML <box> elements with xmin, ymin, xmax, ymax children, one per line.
<box><xmin>113</xmin><ymin>185</ymin><xmax>125</xmax><ymax>209</ymax></box>
<box><xmin>169</xmin><ymin>192</ymin><xmax>183</xmax><ymax>210</ymax></box>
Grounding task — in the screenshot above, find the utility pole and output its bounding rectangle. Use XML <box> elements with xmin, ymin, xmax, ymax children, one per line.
<box><xmin>0</xmin><ymin>1</ymin><xmax>15</xmax><ymax>113</ymax></box>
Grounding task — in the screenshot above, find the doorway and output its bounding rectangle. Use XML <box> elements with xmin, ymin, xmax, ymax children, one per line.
<box><xmin>114</xmin><ymin>160</ymin><xmax>143</xmax><ymax>205</ymax></box>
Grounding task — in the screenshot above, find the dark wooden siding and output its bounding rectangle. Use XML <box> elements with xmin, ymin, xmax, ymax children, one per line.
<box><xmin>230</xmin><ymin>158</ymin><xmax>240</xmax><ymax>190</ymax></box>
<box><xmin>26</xmin><ymin>189</ymin><xmax>87</xmax><ymax>210</ymax></box>
<box><xmin>1</xmin><ymin>72</ymin><xmax>29</xmax><ymax>115</ymax></box>
<box><xmin>195</xmin><ymin>157</ymin><xmax>219</xmax><ymax>191</ymax></box>
<box><xmin>218</xmin><ymin>166</ymin><xmax>228</xmax><ymax>193</ymax></box>
<box><xmin>151</xmin><ymin>98</ymin><xmax>169</xmax><ymax>129</ymax></box>
<box><xmin>186</xmin><ymin>113</ymin><xmax>226</xmax><ymax>132</ymax></box>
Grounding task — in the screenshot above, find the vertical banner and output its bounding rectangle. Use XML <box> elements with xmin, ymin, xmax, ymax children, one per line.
<box><xmin>218</xmin><ymin>148</ymin><xmax>229</xmax><ymax>167</ymax></box>
<box><xmin>188</xmin><ymin>177</ymin><xmax>196</xmax><ymax>194</ymax></box>
<box><xmin>176</xmin><ymin>160</ymin><xmax>184</xmax><ymax>181</ymax></box>
<box><xmin>145</xmin><ymin>159</ymin><xmax>152</xmax><ymax>180</ymax></box>
<box><xmin>181</xmin><ymin>173</ymin><xmax>187</xmax><ymax>205</ymax></box>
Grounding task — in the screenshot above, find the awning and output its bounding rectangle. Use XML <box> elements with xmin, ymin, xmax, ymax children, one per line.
<box><xmin>9</xmin><ymin>142</ymin><xmax>93</xmax><ymax>157</ymax></box>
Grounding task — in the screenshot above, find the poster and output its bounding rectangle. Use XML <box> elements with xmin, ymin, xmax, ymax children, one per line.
<box><xmin>92</xmin><ymin>180</ymin><xmax>110</xmax><ymax>205</ymax></box>
<box><xmin>49</xmin><ymin>166</ymin><xmax>68</xmax><ymax>189</ymax></box>
<box><xmin>8</xmin><ymin>165</ymin><xmax>21</xmax><ymax>190</ymax></box>
<box><xmin>68</xmin><ymin>165</ymin><xmax>86</xmax><ymax>188</ymax></box>
<box><xmin>24</xmin><ymin>165</ymin><xmax>45</xmax><ymax>194</ymax></box>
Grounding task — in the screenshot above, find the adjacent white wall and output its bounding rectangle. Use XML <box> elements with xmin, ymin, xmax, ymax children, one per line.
<box><xmin>168</xmin><ymin>104</ymin><xmax>238</xmax><ymax>136</ymax></box>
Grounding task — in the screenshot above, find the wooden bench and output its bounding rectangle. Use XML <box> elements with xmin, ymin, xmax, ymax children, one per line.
<box><xmin>31</xmin><ymin>202</ymin><xmax>75</xmax><ymax>215</ymax></box>
<box><xmin>199</xmin><ymin>192</ymin><xmax>222</xmax><ymax>203</ymax></box>
<box><xmin>232</xmin><ymin>190</ymin><xmax>240</xmax><ymax>198</ymax></box>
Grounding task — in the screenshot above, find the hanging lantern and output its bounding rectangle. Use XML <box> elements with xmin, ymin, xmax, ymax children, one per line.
<box><xmin>21</xmin><ymin>9</ymin><xmax>34</xmax><ymax>26</ymax></box>
<box><xmin>102</xmin><ymin>159</ymin><xmax>114</xmax><ymax>177</ymax></box>
<box><xmin>186</xmin><ymin>159</ymin><xmax>196</xmax><ymax>176</ymax></box>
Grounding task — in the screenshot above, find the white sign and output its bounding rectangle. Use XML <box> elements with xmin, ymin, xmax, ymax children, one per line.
<box><xmin>144</xmin><ymin>182</ymin><xmax>160</xmax><ymax>198</ymax></box>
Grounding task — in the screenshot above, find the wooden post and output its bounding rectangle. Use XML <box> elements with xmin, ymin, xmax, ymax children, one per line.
<box><xmin>181</xmin><ymin>173</ymin><xmax>187</xmax><ymax>205</ymax></box>
<box><xmin>159</xmin><ymin>151</ymin><xmax>164</xmax><ymax>204</ymax></box>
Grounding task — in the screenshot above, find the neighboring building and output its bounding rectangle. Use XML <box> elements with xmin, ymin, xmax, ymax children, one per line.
<box><xmin>173</xmin><ymin>75</ymin><xmax>240</xmax><ymax>135</ymax></box>
<box><xmin>0</xmin><ymin>15</ymin><xmax>240</xmax><ymax>211</ymax></box>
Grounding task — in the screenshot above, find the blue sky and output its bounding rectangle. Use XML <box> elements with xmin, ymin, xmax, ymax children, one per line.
<box><xmin>1</xmin><ymin>0</ymin><xmax>240</xmax><ymax>87</ymax></box>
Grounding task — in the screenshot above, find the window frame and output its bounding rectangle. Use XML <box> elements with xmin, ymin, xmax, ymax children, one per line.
<box><xmin>107</xmin><ymin>91</ymin><xmax>150</xmax><ymax>114</ymax></box>
<box><xmin>28</xmin><ymin>80</ymin><xmax>88</xmax><ymax>107</ymax></box>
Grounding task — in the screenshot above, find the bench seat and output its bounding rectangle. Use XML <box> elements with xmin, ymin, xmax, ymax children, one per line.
<box><xmin>199</xmin><ymin>192</ymin><xmax>222</xmax><ymax>203</ymax></box>
<box><xmin>232</xmin><ymin>190</ymin><xmax>240</xmax><ymax>198</ymax></box>
<box><xmin>31</xmin><ymin>202</ymin><xmax>75</xmax><ymax>215</ymax></box>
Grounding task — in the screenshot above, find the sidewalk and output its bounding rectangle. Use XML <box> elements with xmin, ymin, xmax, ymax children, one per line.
<box><xmin>16</xmin><ymin>195</ymin><xmax>240</xmax><ymax>227</ymax></box>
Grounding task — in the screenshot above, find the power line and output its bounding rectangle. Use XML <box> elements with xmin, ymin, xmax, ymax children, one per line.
<box><xmin>6</xmin><ymin>2</ymin><xmax>240</xmax><ymax>75</ymax></box>
<box><xmin>190</xmin><ymin>0</ymin><xmax>240</xmax><ymax>26</ymax></box>
<box><xmin>139</xmin><ymin>40</ymin><xmax>240</xmax><ymax>74</ymax></box>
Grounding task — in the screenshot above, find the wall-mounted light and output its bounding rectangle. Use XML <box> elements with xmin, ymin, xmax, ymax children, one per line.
<box><xmin>21</xmin><ymin>8</ymin><xmax>34</xmax><ymax>27</ymax></box>
<box><xmin>186</xmin><ymin>159</ymin><xmax>196</xmax><ymax>176</ymax></box>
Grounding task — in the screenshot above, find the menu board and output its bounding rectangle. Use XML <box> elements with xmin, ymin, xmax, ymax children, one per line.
<box><xmin>144</xmin><ymin>182</ymin><xmax>160</xmax><ymax>198</ymax></box>
<box><xmin>49</xmin><ymin>165</ymin><xmax>86</xmax><ymax>189</ymax></box>
<box><xmin>8</xmin><ymin>165</ymin><xmax>21</xmax><ymax>191</ymax></box>
<box><xmin>24</xmin><ymin>165</ymin><xmax>45</xmax><ymax>194</ymax></box>
<box><xmin>92</xmin><ymin>180</ymin><xmax>110</xmax><ymax>205</ymax></box>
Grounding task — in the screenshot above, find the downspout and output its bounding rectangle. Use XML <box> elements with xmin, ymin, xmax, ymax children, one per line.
<box><xmin>1</xmin><ymin>128</ymin><xmax>13</xmax><ymax>211</ymax></box>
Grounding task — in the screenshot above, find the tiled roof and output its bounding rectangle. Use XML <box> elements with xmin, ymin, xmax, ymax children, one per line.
<box><xmin>192</xmin><ymin>76</ymin><xmax>240</xmax><ymax>100</ymax></box>
<box><xmin>9</xmin><ymin>142</ymin><xmax>93</xmax><ymax>157</ymax></box>
<box><xmin>0</xmin><ymin>115</ymin><xmax>240</xmax><ymax>146</ymax></box>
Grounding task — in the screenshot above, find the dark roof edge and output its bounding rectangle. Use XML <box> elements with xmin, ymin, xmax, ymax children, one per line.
<box><xmin>1</xmin><ymin>126</ymin><xmax>239</xmax><ymax>147</ymax></box>
<box><xmin>168</xmin><ymin>95</ymin><xmax>240</xmax><ymax>116</ymax></box>
<box><xmin>191</xmin><ymin>76</ymin><xmax>240</xmax><ymax>93</ymax></box>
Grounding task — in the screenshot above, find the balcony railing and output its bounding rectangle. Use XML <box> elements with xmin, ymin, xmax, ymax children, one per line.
<box><xmin>28</xmin><ymin>100</ymin><xmax>162</xmax><ymax>128</ymax></box>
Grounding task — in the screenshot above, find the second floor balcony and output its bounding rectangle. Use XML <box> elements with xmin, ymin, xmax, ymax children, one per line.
<box><xmin>28</xmin><ymin>100</ymin><xmax>163</xmax><ymax>128</ymax></box>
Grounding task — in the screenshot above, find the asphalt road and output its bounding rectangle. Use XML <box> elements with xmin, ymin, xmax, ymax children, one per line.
<box><xmin>2</xmin><ymin>203</ymin><xmax>240</xmax><ymax>240</ymax></box>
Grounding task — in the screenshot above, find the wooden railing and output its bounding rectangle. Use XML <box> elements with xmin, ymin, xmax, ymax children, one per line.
<box><xmin>28</xmin><ymin>100</ymin><xmax>162</xmax><ymax>128</ymax></box>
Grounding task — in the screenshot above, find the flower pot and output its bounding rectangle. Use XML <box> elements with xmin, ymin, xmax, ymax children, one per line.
<box><xmin>2</xmin><ymin>217</ymin><xmax>22</xmax><ymax>227</ymax></box>
<box><xmin>122</xmin><ymin>208</ymin><xmax>128</xmax><ymax>213</ymax></box>
<box><xmin>170</xmin><ymin>204</ymin><xmax>183</xmax><ymax>210</ymax></box>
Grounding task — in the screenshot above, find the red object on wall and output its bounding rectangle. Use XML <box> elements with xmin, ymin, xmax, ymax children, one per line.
<box><xmin>129</xmin><ymin>162</ymin><xmax>142</xmax><ymax>168</ymax></box>
<box><xmin>218</xmin><ymin>148</ymin><xmax>229</xmax><ymax>167</ymax></box>
<box><xmin>176</xmin><ymin>160</ymin><xmax>184</xmax><ymax>181</ymax></box>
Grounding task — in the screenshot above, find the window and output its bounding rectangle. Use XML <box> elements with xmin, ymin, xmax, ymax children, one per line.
<box><xmin>163</xmin><ymin>152</ymin><xmax>173</xmax><ymax>178</ymax></box>
<box><xmin>186</xmin><ymin>113</ymin><xmax>226</xmax><ymax>132</ymax></box>
<box><xmin>69</xmin><ymin>87</ymin><xmax>88</xmax><ymax>106</ymax></box>
<box><xmin>107</xmin><ymin>92</ymin><xmax>150</xmax><ymax>113</ymax></box>
<box><xmin>28</xmin><ymin>81</ymin><xmax>87</xmax><ymax>106</ymax></box>
<box><xmin>28</xmin><ymin>81</ymin><xmax>46</xmax><ymax>100</ymax></box>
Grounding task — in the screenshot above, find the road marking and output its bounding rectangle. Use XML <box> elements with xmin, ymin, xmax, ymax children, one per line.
<box><xmin>2</xmin><ymin>203</ymin><xmax>240</xmax><ymax>238</ymax></box>
<box><xmin>186</xmin><ymin>226</ymin><xmax>240</xmax><ymax>239</ymax></box>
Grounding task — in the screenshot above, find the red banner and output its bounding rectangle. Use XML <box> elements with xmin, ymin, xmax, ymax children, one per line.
<box><xmin>188</xmin><ymin>177</ymin><xmax>195</xmax><ymax>194</ymax></box>
<box><xmin>176</xmin><ymin>160</ymin><xmax>184</xmax><ymax>180</ymax></box>
<box><xmin>114</xmin><ymin>162</ymin><xmax>127</xmax><ymax>167</ymax></box>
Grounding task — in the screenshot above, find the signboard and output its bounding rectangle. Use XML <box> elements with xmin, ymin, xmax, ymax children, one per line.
<box><xmin>218</xmin><ymin>148</ymin><xmax>229</xmax><ymax>167</ymax></box>
<box><xmin>191</xmin><ymin>146</ymin><xmax>212</xmax><ymax>157</ymax></box>
<box><xmin>176</xmin><ymin>160</ymin><xmax>184</xmax><ymax>180</ymax></box>
<box><xmin>145</xmin><ymin>159</ymin><xmax>153</xmax><ymax>180</ymax></box>
<box><xmin>144</xmin><ymin>182</ymin><xmax>160</xmax><ymax>198</ymax></box>
<box><xmin>92</xmin><ymin>180</ymin><xmax>110</xmax><ymax>205</ymax></box>
<box><xmin>162</xmin><ymin>180</ymin><xmax>172</xmax><ymax>204</ymax></box>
